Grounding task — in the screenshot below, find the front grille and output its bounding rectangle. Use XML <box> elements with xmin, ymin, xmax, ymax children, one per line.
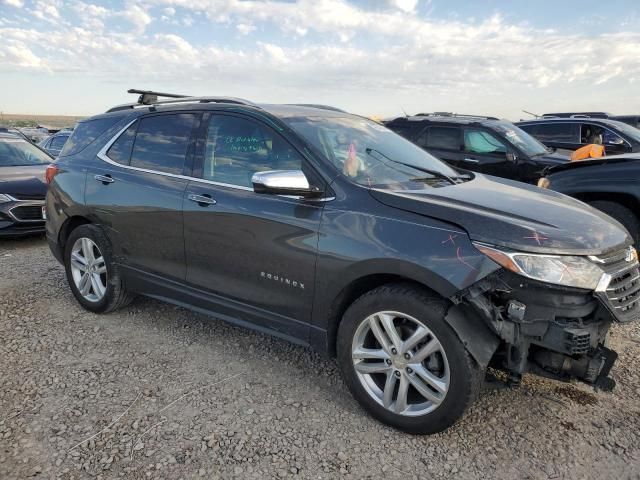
<box><xmin>10</xmin><ymin>205</ymin><xmax>44</xmax><ymax>221</ymax></box>
<box><xmin>594</xmin><ymin>247</ymin><xmax>640</xmax><ymax>323</ymax></box>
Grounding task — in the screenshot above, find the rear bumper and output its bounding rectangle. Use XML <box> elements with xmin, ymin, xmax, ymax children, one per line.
<box><xmin>47</xmin><ymin>233</ymin><xmax>63</xmax><ymax>264</ymax></box>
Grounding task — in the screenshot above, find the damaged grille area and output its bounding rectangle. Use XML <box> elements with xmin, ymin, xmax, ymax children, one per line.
<box><xmin>594</xmin><ymin>248</ymin><xmax>640</xmax><ymax>323</ymax></box>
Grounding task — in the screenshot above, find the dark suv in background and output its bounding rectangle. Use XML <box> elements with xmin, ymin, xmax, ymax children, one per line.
<box><xmin>516</xmin><ymin>118</ymin><xmax>640</xmax><ymax>155</ymax></box>
<box><xmin>46</xmin><ymin>92</ymin><xmax>639</xmax><ymax>434</ymax></box>
<box><xmin>384</xmin><ymin>113</ymin><xmax>567</xmax><ymax>183</ymax></box>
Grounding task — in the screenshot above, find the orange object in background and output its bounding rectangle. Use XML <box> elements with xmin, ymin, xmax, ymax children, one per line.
<box><xmin>570</xmin><ymin>144</ymin><xmax>605</xmax><ymax>161</ymax></box>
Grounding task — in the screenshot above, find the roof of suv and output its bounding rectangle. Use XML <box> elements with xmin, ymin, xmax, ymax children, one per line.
<box><xmin>386</xmin><ymin>113</ymin><xmax>501</xmax><ymax>126</ymax></box>
<box><xmin>516</xmin><ymin>117</ymin><xmax>627</xmax><ymax>128</ymax></box>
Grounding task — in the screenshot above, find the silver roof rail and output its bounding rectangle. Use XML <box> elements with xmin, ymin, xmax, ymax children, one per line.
<box><xmin>106</xmin><ymin>89</ymin><xmax>258</xmax><ymax>113</ymax></box>
<box><xmin>288</xmin><ymin>104</ymin><xmax>346</xmax><ymax>113</ymax></box>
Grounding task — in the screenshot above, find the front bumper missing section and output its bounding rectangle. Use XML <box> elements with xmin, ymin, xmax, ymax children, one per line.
<box><xmin>453</xmin><ymin>269</ymin><xmax>634</xmax><ymax>390</ymax></box>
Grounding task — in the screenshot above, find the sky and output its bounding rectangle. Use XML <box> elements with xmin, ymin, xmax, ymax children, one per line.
<box><xmin>0</xmin><ymin>0</ymin><xmax>639</xmax><ymax>120</ymax></box>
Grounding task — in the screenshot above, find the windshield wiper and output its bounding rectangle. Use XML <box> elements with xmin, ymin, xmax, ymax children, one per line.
<box><xmin>365</xmin><ymin>147</ymin><xmax>460</xmax><ymax>184</ymax></box>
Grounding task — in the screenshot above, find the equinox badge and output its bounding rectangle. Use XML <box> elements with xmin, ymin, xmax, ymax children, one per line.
<box><xmin>260</xmin><ymin>272</ymin><xmax>305</xmax><ymax>289</ymax></box>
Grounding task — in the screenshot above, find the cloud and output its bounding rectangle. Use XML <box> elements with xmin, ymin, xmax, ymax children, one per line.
<box><xmin>236</xmin><ymin>23</ymin><xmax>255</xmax><ymax>35</ymax></box>
<box><xmin>0</xmin><ymin>0</ymin><xmax>638</xmax><ymax>116</ymax></box>
<box><xmin>3</xmin><ymin>0</ymin><xmax>24</xmax><ymax>7</ymax></box>
<box><xmin>388</xmin><ymin>0</ymin><xmax>419</xmax><ymax>13</ymax></box>
<box><xmin>116</xmin><ymin>4</ymin><xmax>152</xmax><ymax>34</ymax></box>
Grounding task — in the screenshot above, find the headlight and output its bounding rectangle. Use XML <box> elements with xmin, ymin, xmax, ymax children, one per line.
<box><xmin>0</xmin><ymin>194</ymin><xmax>14</xmax><ymax>204</ymax></box>
<box><xmin>474</xmin><ymin>243</ymin><xmax>603</xmax><ymax>290</ymax></box>
<box><xmin>537</xmin><ymin>177</ymin><xmax>550</xmax><ymax>189</ymax></box>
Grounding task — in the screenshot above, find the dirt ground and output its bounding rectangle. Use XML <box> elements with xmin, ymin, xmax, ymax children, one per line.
<box><xmin>1</xmin><ymin>236</ymin><xmax>639</xmax><ymax>479</ymax></box>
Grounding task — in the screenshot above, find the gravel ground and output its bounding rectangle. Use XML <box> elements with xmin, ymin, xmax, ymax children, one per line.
<box><xmin>1</xmin><ymin>236</ymin><xmax>639</xmax><ymax>480</ymax></box>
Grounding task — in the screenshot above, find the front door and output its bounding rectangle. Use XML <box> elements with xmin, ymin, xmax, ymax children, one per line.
<box><xmin>460</xmin><ymin>127</ymin><xmax>515</xmax><ymax>179</ymax></box>
<box><xmin>182</xmin><ymin>112</ymin><xmax>325</xmax><ymax>340</ymax></box>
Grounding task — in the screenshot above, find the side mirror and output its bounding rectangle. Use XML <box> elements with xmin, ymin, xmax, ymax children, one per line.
<box><xmin>506</xmin><ymin>152</ymin><xmax>517</xmax><ymax>162</ymax></box>
<box><xmin>252</xmin><ymin>170</ymin><xmax>322</xmax><ymax>197</ymax></box>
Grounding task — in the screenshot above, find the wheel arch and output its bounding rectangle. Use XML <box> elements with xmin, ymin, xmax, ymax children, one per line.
<box><xmin>323</xmin><ymin>272</ymin><xmax>450</xmax><ymax>357</ymax></box>
<box><xmin>572</xmin><ymin>191</ymin><xmax>640</xmax><ymax>213</ymax></box>
<box><xmin>58</xmin><ymin>215</ymin><xmax>92</xmax><ymax>251</ymax></box>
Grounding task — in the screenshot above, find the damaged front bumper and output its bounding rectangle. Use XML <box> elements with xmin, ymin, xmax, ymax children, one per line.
<box><xmin>452</xmin><ymin>248</ymin><xmax>640</xmax><ymax>390</ymax></box>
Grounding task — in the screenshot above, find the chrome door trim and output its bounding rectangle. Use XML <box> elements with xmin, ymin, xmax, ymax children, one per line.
<box><xmin>96</xmin><ymin>118</ymin><xmax>333</xmax><ymax>200</ymax></box>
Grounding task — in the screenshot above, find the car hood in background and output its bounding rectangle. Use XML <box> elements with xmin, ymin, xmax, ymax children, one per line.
<box><xmin>0</xmin><ymin>164</ymin><xmax>49</xmax><ymax>198</ymax></box>
<box><xmin>532</xmin><ymin>151</ymin><xmax>569</xmax><ymax>165</ymax></box>
<box><xmin>371</xmin><ymin>173</ymin><xmax>630</xmax><ymax>256</ymax></box>
<box><xmin>545</xmin><ymin>154</ymin><xmax>640</xmax><ymax>176</ymax></box>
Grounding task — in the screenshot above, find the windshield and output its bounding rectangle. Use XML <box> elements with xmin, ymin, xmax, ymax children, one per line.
<box><xmin>284</xmin><ymin>115</ymin><xmax>462</xmax><ymax>189</ymax></box>
<box><xmin>608</xmin><ymin>120</ymin><xmax>640</xmax><ymax>143</ymax></box>
<box><xmin>0</xmin><ymin>136</ymin><xmax>52</xmax><ymax>166</ymax></box>
<box><xmin>493</xmin><ymin>121</ymin><xmax>548</xmax><ymax>156</ymax></box>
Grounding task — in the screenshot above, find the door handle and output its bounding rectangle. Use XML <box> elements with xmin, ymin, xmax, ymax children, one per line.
<box><xmin>94</xmin><ymin>174</ymin><xmax>114</xmax><ymax>184</ymax></box>
<box><xmin>188</xmin><ymin>193</ymin><xmax>217</xmax><ymax>206</ymax></box>
<box><xmin>463</xmin><ymin>157</ymin><xmax>479</xmax><ymax>163</ymax></box>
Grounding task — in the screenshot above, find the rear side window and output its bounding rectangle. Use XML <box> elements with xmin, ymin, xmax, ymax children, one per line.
<box><xmin>60</xmin><ymin>117</ymin><xmax>120</xmax><ymax>156</ymax></box>
<box><xmin>129</xmin><ymin>114</ymin><xmax>197</xmax><ymax>174</ymax></box>
<box><xmin>106</xmin><ymin>121</ymin><xmax>137</xmax><ymax>165</ymax></box>
<box><xmin>526</xmin><ymin>123</ymin><xmax>579</xmax><ymax>143</ymax></box>
<box><xmin>49</xmin><ymin>135</ymin><xmax>68</xmax><ymax>150</ymax></box>
<box><xmin>424</xmin><ymin>126</ymin><xmax>461</xmax><ymax>150</ymax></box>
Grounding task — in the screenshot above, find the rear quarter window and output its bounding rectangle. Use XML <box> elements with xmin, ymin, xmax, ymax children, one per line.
<box><xmin>59</xmin><ymin>117</ymin><xmax>120</xmax><ymax>157</ymax></box>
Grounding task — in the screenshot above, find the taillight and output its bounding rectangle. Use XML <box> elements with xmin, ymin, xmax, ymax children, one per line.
<box><xmin>45</xmin><ymin>164</ymin><xmax>59</xmax><ymax>184</ymax></box>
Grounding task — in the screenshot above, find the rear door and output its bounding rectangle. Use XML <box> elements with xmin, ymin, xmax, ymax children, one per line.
<box><xmin>415</xmin><ymin>125</ymin><xmax>464</xmax><ymax>168</ymax></box>
<box><xmin>86</xmin><ymin>112</ymin><xmax>200</xmax><ymax>281</ymax></box>
<box><xmin>182</xmin><ymin>112</ymin><xmax>325</xmax><ymax>339</ymax></box>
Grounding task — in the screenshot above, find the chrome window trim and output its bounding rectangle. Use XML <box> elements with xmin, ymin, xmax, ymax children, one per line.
<box><xmin>96</xmin><ymin>117</ymin><xmax>333</xmax><ymax>200</ymax></box>
<box><xmin>520</xmin><ymin>120</ymin><xmax>632</xmax><ymax>148</ymax></box>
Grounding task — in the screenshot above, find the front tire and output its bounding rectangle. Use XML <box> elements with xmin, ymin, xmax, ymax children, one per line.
<box><xmin>64</xmin><ymin>224</ymin><xmax>133</xmax><ymax>313</ymax></box>
<box><xmin>337</xmin><ymin>283</ymin><xmax>483</xmax><ymax>434</ymax></box>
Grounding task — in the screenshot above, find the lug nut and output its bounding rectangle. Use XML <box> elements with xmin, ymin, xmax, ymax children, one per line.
<box><xmin>406</xmin><ymin>367</ymin><xmax>413</xmax><ymax>374</ymax></box>
<box><xmin>391</xmin><ymin>348</ymin><xmax>397</xmax><ymax>355</ymax></box>
<box><xmin>394</xmin><ymin>370</ymin><xmax>401</xmax><ymax>378</ymax></box>
<box><xmin>404</xmin><ymin>353</ymin><xmax>411</xmax><ymax>360</ymax></box>
<box><xmin>385</xmin><ymin>359</ymin><xmax>392</xmax><ymax>365</ymax></box>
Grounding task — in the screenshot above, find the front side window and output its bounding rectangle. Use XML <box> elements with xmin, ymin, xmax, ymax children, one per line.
<box><xmin>130</xmin><ymin>114</ymin><xmax>197</xmax><ymax>174</ymax></box>
<box><xmin>202</xmin><ymin>115</ymin><xmax>303</xmax><ymax>188</ymax></box>
<box><xmin>464</xmin><ymin>129</ymin><xmax>506</xmax><ymax>154</ymax></box>
<box><xmin>425</xmin><ymin>126</ymin><xmax>461</xmax><ymax>150</ymax></box>
<box><xmin>285</xmin><ymin>115</ymin><xmax>462</xmax><ymax>190</ymax></box>
<box><xmin>0</xmin><ymin>137</ymin><xmax>51</xmax><ymax>166</ymax></box>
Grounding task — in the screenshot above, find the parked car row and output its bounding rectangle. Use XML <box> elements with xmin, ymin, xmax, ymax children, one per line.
<box><xmin>38</xmin><ymin>90</ymin><xmax>640</xmax><ymax>435</ymax></box>
<box><xmin>0</xmin><ymin>132</ymin><xmax>51</xmax><ymax>236</ymax></box>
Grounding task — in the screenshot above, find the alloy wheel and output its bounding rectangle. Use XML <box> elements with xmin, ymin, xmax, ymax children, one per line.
<box><xmin>351</xmin><ymin>311</ymin><xmax>450</xmax><ymax>416</ymax></box>
<box><xmin>69</xmin><ymin>237</ymin><xmax>107</xmax><ymax>303</ymax></box>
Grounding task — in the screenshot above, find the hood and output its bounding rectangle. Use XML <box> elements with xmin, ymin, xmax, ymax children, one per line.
<box><xmin>0</xmin><ymin>164</ymin><xmax>48</xmax><ymax>198</ymax></box>
<box><xmin>533</xmin><ymin>151</ymin><xmax>569</xmax><ymax>165</ymax></box>
<box><xmin>546</xmin><ymin>154</ymin><xmax>640</xmax><ymax>176</ymax></box>
<box><xmin>370</xmin><ymin>173</ymin><xmax>631</xmax><ymax>256</ymax></box>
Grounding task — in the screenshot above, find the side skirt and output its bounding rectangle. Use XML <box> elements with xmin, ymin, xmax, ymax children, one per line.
<box><xmin>120</xmin><ymin>265</ymin><xmax>312</xmax><ymax>348</ymax></box>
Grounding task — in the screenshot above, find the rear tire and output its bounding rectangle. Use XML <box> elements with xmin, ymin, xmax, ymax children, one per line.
<box><xmin>588</xmin><ymin>201</ymin><xmax>640</xmax><ymax>247</ymax></box>
<box><xmin>64</xmin><ymin>224</ymin><xmax>134</xmax><ymax>313</ymax></box>
<box><xmin>336</xmin><ymin>283</ymin><xmax>483</xmax><ymax>434</ymax></box>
